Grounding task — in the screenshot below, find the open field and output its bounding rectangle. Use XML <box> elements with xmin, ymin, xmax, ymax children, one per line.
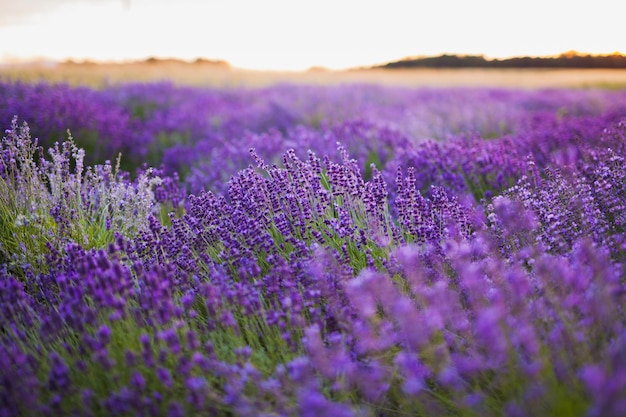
<box><xmin>1</xmin><ymin>75</ymin><xmax>626</xmax><ymax>416</ymax></box>
<box><xmin>2</xmin><ymin>61</ymin><xmax>626</xmax><ymax>88</ymax></box>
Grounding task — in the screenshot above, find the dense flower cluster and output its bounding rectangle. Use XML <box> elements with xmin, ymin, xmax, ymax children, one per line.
<box><xmin>3</xmin><ymin>81</ymin><xmax>626</xmax><ymax>195</ymax></box>
<box><xmin>1</xmin><ymin>82</ymin><xmax>625</xmax><ymax>416</ymax></box>
<box><xmin>0</xmin><ymin>117</ymin><xmax>175</xmax><ymax>277</ymax></box>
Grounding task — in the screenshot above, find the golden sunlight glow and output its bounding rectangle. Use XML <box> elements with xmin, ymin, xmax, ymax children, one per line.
<box><xmin>1</xmin><ymin>0</ymin><xmax>624</xmax><ymax>71</ymax></box>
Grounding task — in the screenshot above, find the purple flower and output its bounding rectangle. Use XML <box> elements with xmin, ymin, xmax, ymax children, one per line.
<box><xmin>167</xmin><ymin>401</ymin><xmax>185</xmax><ymax>417</ymax></box>
<box><xmin>157</xmin><ymin>328</ymin><xmax>181</xmax><ymax>354</ymax></box>
<box><xmin>394</xmin><ymin>352</ymin><xmax>431</xmax><ymax>395</ymax></box>
<box><xmin>297</xmin><ymin>384</ymin><xmax>355</xmax><ymax>417</ymax></box>
<box><xmin>130</xmin><ymin>371</ymin><xmax>146</xmax><ymax>392</ymax></box>
<box><xmin>156</xmin><ymin>367</ymin><xmax>173</xmax><ymax>389</ymax></box>
<box><xmin>96</xmin><ymin>325</ymin><xmax>111</xmax><ymax>346</ymax></box>
<box><xmin>47</xmin><ymin>351</ymin><xmax>71</xmax><ymax>392</ymax></box>
<box><xmin>185</xmin><ymin>376</ymin><xmax>208</xmax><ymax>409</ymax></box>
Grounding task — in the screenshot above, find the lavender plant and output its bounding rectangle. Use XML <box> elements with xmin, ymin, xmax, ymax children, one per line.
<box><xmin>0</xmin><ymin>117</ymin><xmax>167</xmax><ymax>276</ymax></box>
<box><xmin>487</xmin><ymin>121</ymin><xmax>626</xmax><ymax>261</ymax></box>
<box><xmin>1</xmin><ymin>83</ymin><xmax>626</xmax><ymax>417</ymax></box>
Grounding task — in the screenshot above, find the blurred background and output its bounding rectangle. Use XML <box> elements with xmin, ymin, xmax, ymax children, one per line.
<box><xmin>1</xmin><ymin>0</ymin><xmax>625</xmax><ymax>87</ymax></box>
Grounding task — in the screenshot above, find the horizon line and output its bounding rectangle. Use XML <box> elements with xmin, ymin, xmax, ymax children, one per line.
<box><xmin>2</xmin><ymin>50</ymin><xmax>625</xmax><ymax>72</ymax></box>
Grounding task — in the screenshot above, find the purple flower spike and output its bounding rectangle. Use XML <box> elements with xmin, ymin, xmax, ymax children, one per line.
<box><xmin>185</xmin><ymin>376</ymin><xmax>208</xmax><ymax>409</ymax></box>
<box><xmin>47</xmin><ymin>351</ymin><xmax>71</xmax><ymax>392</ymax></box>
<box><xmin>298</xmin><ymin>384</ymin><xmax>355</xmax><ymax>417</ymax></box>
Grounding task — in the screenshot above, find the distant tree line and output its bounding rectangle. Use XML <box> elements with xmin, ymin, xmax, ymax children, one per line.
<box><xmin>379</xmin><ymin>52</ymin><xmax>626</xmax><ymax>69</ymax></box>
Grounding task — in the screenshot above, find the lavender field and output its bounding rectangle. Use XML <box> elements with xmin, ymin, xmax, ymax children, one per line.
<box><xmin>1</xmin><ymin>81</ymin><xmax>625</xmax><ymax>416</ymax></box>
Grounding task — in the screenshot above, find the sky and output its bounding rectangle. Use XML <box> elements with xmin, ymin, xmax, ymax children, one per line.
<box><xmin>1</xmin><ymin>0</ymin><xmax>625</xmax><ymax>71</ymax></box>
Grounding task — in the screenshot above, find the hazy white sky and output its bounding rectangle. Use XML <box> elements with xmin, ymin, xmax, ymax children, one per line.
<box><xmin>1</xmin><ymin>0</ymin><xmax>624</xmax><ymax>70</ymax></box>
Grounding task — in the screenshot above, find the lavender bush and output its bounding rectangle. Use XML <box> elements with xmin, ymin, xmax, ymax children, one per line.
<box><xmin>0</xmin><ymin>116</ymin><xmax>182</xmax><ymax>277</ymax></box>
<box><xmin>1</xmin><ymin>82</ymin><xmax>625</xmax><ymax>416</ymax></box>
